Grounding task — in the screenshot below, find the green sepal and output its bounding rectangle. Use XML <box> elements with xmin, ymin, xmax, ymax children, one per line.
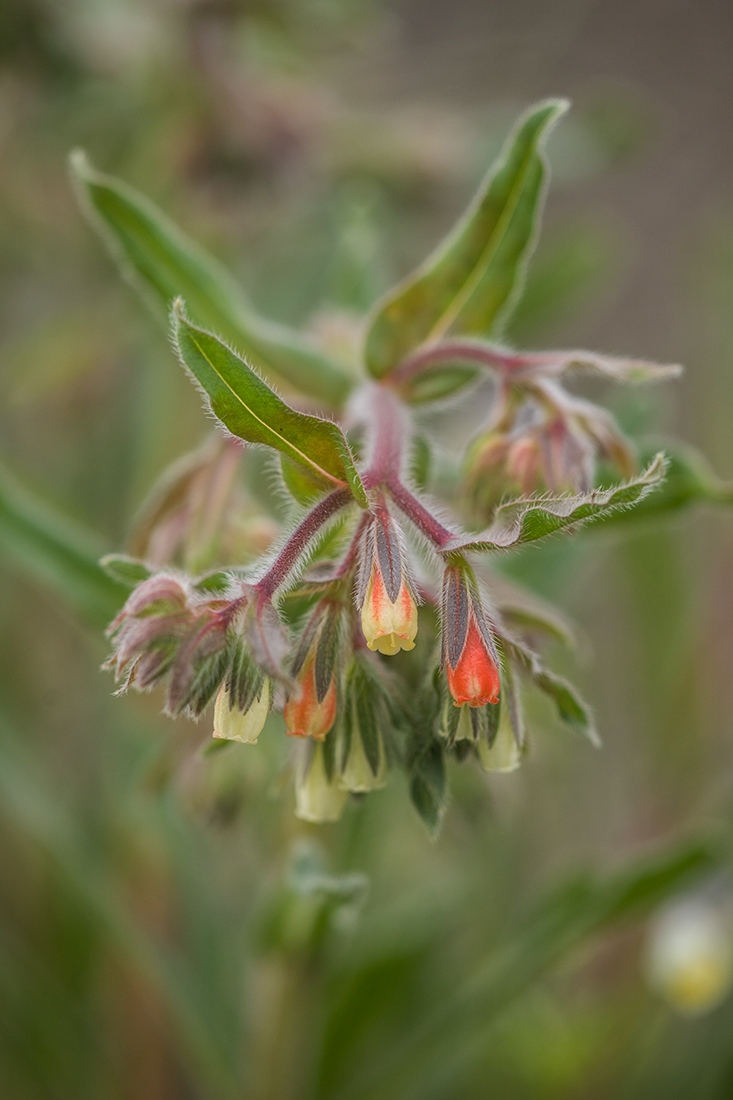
<box><xmin>70</xmin><ymin>151</ymin><xmax>352</xmax><ymax>407</ymax></box>
<box><xmin>365</xmin><ymin>99</ymin><xmax>568</xmax><ymax>379</ymax></box>
<box><xmin>100</xmin><ymin>554</ymin><xmax>153</xmax><ymax>588</ymax></box>
<box><xmin>173</xmin><ymin>304</ymin><xmax>368</xmax><ymax>507</ymax></box>
<box><xmin>192</xmin><ymin>571</ymin><xmax>232</xmax><ymax>594</ymax></box>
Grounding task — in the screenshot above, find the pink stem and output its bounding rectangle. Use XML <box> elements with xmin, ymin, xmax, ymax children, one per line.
<box><xmin>255</xmin><ymin>488</ymin><xmax>352</xmax><ymax>598</ymax></box>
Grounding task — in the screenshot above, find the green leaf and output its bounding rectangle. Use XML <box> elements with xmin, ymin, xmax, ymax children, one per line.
<box><xmin>0</xmin><ymin>461</ymin><xmax>127</xmax><ymax>626</ymax></box>
<box><xmin>365</xmin><ymin>99</ymin><xmax>569</xmax><ymax>379</ymax></box>
<box><xmin>442</xmin><ymin>453</ymin><xmax>666</xmax><ymax>554</ymax></box>
<box><xmin>500</xmin><ymin>631</ymin><xmax>598</xmax><ymax>746</ymax></box>
<box><xmin>100</xmin><ymin>553</ymin><xmax>153</xmax><ymax>587</ymax></box>
<box><xmin>173</xmin><ymin>305</ymin><xmax>368</xmax><ymax>507</ymax></box>
<box><xmin>280</xmin><ymin>454</ymin><xmax>329</xmax><ymax>506</ymax></box>
<box><xmin>588</xmin><ymin>441</ymin><xmax>733</xmax><ymax>527</ymax></box>
<box><xmin>70</xmin><ymin>151</ymin><xmax>352</xmax><ymax>408</ymax></box>
<box><xmin>400</xmin><ymin>362</ymin><xmax>479</xmax><ymax>405</ymax></box>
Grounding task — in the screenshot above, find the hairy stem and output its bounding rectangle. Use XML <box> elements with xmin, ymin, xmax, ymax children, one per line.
<box><xmin>255</xmin><ymin>489</ymin><xmax>352</xmax><ymax>598</ymax></box>
<box><xmin>390</xmin><ymin>340</ymin><xmax>529</xmax><ymax>387</ymax></box>
<box><xmin>362</xmin><ymin>385</ymin><xmax>411</xmax><ymax>487</ymax></box>
<box><xmin>387</xmin><ymin>478</ymin><xmax>455</xmax><ymax>549</ymax></box>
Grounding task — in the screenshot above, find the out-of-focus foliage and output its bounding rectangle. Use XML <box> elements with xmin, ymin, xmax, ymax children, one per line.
<box><xmin>3</xmin><ymin>2</ymin><xmax>733</xmax><ymax>1099</ymax></box>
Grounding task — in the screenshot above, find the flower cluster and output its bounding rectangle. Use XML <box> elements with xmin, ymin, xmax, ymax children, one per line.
<box><xmin>92</xmin><ymin>99</ymin><xmax>679</xmax><ymax>829</ymax></box>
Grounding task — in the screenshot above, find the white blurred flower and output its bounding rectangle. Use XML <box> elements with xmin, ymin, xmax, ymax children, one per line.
<box><xmin>644</xmin><ymin>896</ymin><xmax>733</xmax><ymax>1015</ymax></box>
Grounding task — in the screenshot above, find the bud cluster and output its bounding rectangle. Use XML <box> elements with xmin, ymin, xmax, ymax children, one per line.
<box><xmin>463</xmin><ymin>373</ymin><xmax>636</xmax><ymax>524</ymax></box>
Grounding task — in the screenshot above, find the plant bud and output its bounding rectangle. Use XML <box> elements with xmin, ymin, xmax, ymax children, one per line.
<box><xmin>361</xmin><ymin>569</ymin><xmax>418</xmax><ymax>656</ymax></box>
<box><xmin>442</xmin><ymin>565</ymin><xmax>501</xmax><ymax>708</ymax></box>
<box><xmin>477</xmin><ymin>705</ymin><xmax>521</xmax><ymax>772</ymax></box>
<box><xmin>295</xmin><ymin>743</ymin><xmax>348</xmax><ymax>823</ymax></box>
<box><xmin>357</xmin><ymin>509</ymin><xmax>417</xmax><ymax>656</ymax></box>
<box><xmin>283</xmin><ymin>600</ymin><xmax>344</xmax><ymax>740</ymax></box>
<box><xmin>645</xmin><ymin>897</ymin><xmax>733</xmax><ymax>1015</ymax></box>
<box><xmin>339</xmin><ymin>729</ymin><xmax>388</xmax><ymax>791</ymax></box>
<box><xmin>284</xmin><ymin>655</ymin><xmax>338</xmax><ymax>740</ymax></box>
<box><xmin>213</xmin><ymin>679</ymin><xmax>270</xmax><ymax>744</ymax></box>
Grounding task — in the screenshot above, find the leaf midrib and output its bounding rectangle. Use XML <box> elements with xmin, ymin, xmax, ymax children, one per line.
<box><xmin>426</xmin><ymin>122</ymin><xmax>548</xmax><ymax>343</ymax></box>
<box><xmin>187</xmin><ymin>330</ymin><xmax>347</xmax><ymax>489</ymax></box>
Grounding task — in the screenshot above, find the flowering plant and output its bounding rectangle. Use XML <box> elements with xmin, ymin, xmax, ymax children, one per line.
<box><xmin>73</xmin><ymin>100</ymin><xmax>679</xmax><ymax>828</ymax></box>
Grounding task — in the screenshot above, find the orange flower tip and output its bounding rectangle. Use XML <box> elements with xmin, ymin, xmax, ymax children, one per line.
<box><xmin>446</xmin><ymin>620</ymin><xmax>501</xmax><ymax>708</ymax></box>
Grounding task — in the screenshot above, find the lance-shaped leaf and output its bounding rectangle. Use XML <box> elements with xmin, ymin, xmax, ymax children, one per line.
<box><xmin>500</xmin><ymin>630</ymin><xmax>598</xmax><ymax>746</ymax></box>
<box><xmin>70</xmin><ymin>151</ymin><xmax>352</xmax><ymax>407</ymax></box>
<box><xmin>441</xmin><ymin>453</ymin><xmax>666</xmax><ymax>554</ymax></box>
<box><xmin>0</xmin><ymin>460</ymin><xmax>127</xmax><ymax>626</ymax></box>
<box><xmin>365</xmin><ymin>99</ymin><xmax>568</xmax><ymax>379</ymax></box>
<box><xmin>173</xmin><ymin>305</ymin><xmax>368</xmax><ymax>507</ymax></box>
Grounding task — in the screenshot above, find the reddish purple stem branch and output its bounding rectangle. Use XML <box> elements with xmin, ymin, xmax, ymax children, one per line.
<box><xmin>255</xmin><ymin>488</ymin><xmax>352</xmax><ymax>598</ymax></box>
<box><xmin>386</xmin><ymin>478</ymin><xmax>455</xmax><ymax>548</ymax></box>
<box><xmin>390</xmin><ymin>340</ymin><xmax>528</xmax><ymax>387</ymax></box>
<box><xmin>362</xmin><ymin>385</ymin><xmax>411</xmax><ymax>487</ymax></box>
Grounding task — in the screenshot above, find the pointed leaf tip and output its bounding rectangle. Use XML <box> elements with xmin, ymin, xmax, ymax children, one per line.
<box><xmin>444</xmin><ymin>453</ymin><xmax>667</xmax><ymax>554</ymax></box>
<box><xmin>365</xmin><ymin>98</ymin><xmax>569</xmax><ymax>379</ymax></box>
<box><xmin>172</xmin><ymin>306</ymin><xmax>368</xmax><ymax>507</ymax></box>
<box><xmin>70</xmin><ymin>155</ymin><xmax>352</xmax><ymax>406</ymax></box>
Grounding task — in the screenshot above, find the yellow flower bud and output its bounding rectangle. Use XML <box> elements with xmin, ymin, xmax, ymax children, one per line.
<box><xmin>213</xmin><ymin>680</ymin><xmax>270</xmax><ymax>744</ymax></box>
<box><xmin>477</xmin><ymin>707</ymin><xmax>521</xmax><ymax>773</ymax></box>
<box><xmin>295</xmin><ymin>743</ymin><xmax>348</xmax><ymax>823</ymax></box>
<box><xmin>338</xmin><ymin>720</ymin><xmax>388</xmax><ymax>792</ymax></box>
<box><xmin>361</xmin><ymin>568</ymin><xmax>418</xmax><ymax>656</ymax></box>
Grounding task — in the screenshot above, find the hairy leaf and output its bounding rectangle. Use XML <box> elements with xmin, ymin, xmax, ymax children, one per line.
<box><xmin>173</xmin><ymin>306</ymin><xmax>368</xmax><ymax>507</ymax></box>
<box><xmin>70</xmin><ymin>151</ymin><xmax>352</xmax><ymax>407</ymax></box>
<box><xmin>365</xmin><ymin>99</ymin><xmax>568</xmax><ymax>379</ymax></box>
<box><xmin>588</xmin><ymin>441</ymin><xmax>733</xmax><ymax>527</ymax></box>
<box><xmin>442</xmin><ymin>453</ymin><xmax>666</xmax><ymax>554</ymax></box>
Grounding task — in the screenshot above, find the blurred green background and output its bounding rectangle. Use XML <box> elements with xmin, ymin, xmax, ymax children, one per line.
<box><xmin>3</xmin><ymin>1</ymin><xmax>733</xmax><ymax>1097</ymax></box>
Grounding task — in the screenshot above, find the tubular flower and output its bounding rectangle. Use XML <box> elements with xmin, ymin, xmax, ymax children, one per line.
<box><xmin>294</xmin><ymin>742</ymin><xmax>348</xmax><ymax>823</ymax></box>
<box><xmin>336</xmin><ymin>661</ymin><xmax>391</xmax><ymax>792</ymax></box>
<box><xmin>284</xmin><ymin>655</ymin><xmax>337</xmax><ymax>740</ymax></box>
<box><xmin>358</xmin><ymin>508</ymin><xmax>418</xmax><ymax>656</ymax></box>
<box><xmin>477</xmin><ymin>705</ymin><xmax>521</xmax><ymax>773</ymax></box>
<box><xmin>442</xmin><ymin>564</ymin><xmax>501</xmax><ymax>708</ymax></box>
<box><xmin>213</xmin><ymin>678</ymin><xmax>270</xmax><ymax>744</ymax></box>
<box><xmin>283</xmin><ymin>600</ymin><xmax>343</xmax><ymax>740</ymax></box>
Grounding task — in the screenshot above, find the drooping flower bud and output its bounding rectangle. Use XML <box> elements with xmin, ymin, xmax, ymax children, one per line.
<box><xmin>336</xmin><ymin>658</ymin><xmax>391</xmax><ymax>792</ymax></box>
<box><xmin>283</xmin><ymin>600</ymin><xmax>343</xmax><ymax>740</ymax></box>
<box><xmin>213</xmin><ymin>678</ymin><xmax>270</xmax><ymax>744</ymax></box>
<box><xmin>357</xmin><ymin>508</ymin><xmax>417</xmax><ymax>656</ymax></box>
<box><xmin>442</xmin><ymin>563</ymin><xmax>501</xmax><ymax>708</ymax></box>
<box><xmin>294</xmin><ymin>742</ymin><xmax>348</xmax><ymax>823</ymax></box>
<box><xmin>477</xmin><ymin>704</ymin><xmax>521</xmax><ymax>772</ymax></box>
